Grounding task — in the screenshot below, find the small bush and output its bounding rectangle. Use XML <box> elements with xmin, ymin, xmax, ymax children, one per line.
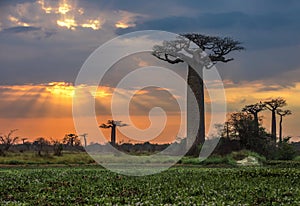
<box><xmin>293</xmin><ymin>156</ymin><xmax>300</xmax><ymax>161</ymax></box>
<box><xmin>231</xmin><ymin>150</ymin><xmax>266</xmax><ymax>163</ymax></box>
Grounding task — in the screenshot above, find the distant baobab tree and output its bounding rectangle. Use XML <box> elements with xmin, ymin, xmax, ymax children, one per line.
<box><xmin>264</xmin><ymin>98</ymin><xmax>287</xmax><ymax>143</ymax></box>
<box><xmin>21</xmin><ymin>138</ymin><xmax>28</xmax><ymax>145</ymax></box>
<box><xmin>242</xmin><ymin>102</ymin><xmax>266</xmax><ymax>136</ymax></box>
<box><xmin>63</xmin><ymin>134</ymin><xmax>81</xmax><ymax>147</ymax></box>
<box><xmin>153</xmin><ymin>33</ymin><xmax>244</xmax><ymax>156</ymax></box>
<box><xmin>99</xmin><ymin>120</ymin><xmax>128</xmax><ymax>146</ymax></box>
<box><xmin>277</xmin><ymin>109</ymin><xmax>292</xmax><ymax>143</ymax></box>
<box><xmin>80</xmin><ymin>133</ymin><xmax>88</xmax><ymax>147</ymax></box>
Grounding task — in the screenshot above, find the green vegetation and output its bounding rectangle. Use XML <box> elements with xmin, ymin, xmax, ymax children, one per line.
<box><xmin>0</xmin><ymin>152</ymin><xmax>95</xmax><ymax>165</ymax></box>
<box><xmin>0</xmin><ymin>166</ymin><xmax>299</xmax><ymax>205</ymax></box>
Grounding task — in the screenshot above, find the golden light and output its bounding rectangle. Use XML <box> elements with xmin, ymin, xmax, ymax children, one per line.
<box><xmin>93</xmin><ymin>86</ymin><xmax>112</xmax><ymax>98</ymax></box>
<box><xmin>78</xmin><ymin>8</ymin><xmax>84</xmax><ymax>15</ymax></box>
<box><xmin>115</xmin><ymin>10</ymin><xmax>137</xmax><ymax>29</ymax></box>
<box><xmin>8</xmin><ymin>15</ymin><xmax>30</xmax><ymax>27</ymax></box>
<box><xmin>46</xmin><ymin>82</ymin><xmax>75</xmax><ymax>98</ymax></box>
<box><xmin>58</xmin><ymin>1</ymin><xmax>72</xmax><ymax>14</ymax></box>
<box><xmin>57</xmin><ymin>18</ymin><xmax>77</xmax><ymax>30</ymax></box>
<box><xmin>115</xmin><ymin>22</ymin><xmax>132</xmax><ymax>29</ymax></box>
<box><xmin>38</xmin><ymin>0</ymin><xmax>57</xmax><ymax>14</ymax></box>
<box><xmin>81</xmin><ymin>19</ymin><xmax>102</xmax><ymax>30</ymax></box>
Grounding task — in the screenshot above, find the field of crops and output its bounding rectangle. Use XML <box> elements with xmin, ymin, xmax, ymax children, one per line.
<box><xmin>1</xmin><ymin>166</ymin><xmax>299</xmax><ymax>205</ymax></box>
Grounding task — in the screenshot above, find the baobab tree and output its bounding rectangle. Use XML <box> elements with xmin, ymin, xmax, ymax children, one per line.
<box><xmin>264</xmin><ymin>97</ymin><xmax>287</xmax><ymax>143</ymax></box>
<box><xmin>153</xmin><ymin>33</ymin><xmax>244</xmax><ymax>156</ymax></box>
<box><xmin>80</xmin><ymin>133</ymin><xmax>88</xmax><ymax>147</ymax></box>
<box><xmin>99</xmin><ymin>120</ymin><xmax>128</xmax><ymax>146</ymax></box>
<box><xmin>21</xmin><ymin>138</ymin><xmax>29</xmax><ymax>145</ymax></box>
<box><xmin>63</xmin><ymin>134</ymin><xmax>81</xmax><ymax>147</ymax></box>
<box><xmin>277</xmin><ymin>109</ymin><xmax>292</xmax><ymax>143</ymax></box>
<box><xmin>242</xmin><ymin>102</ymin><xmax>265</xmax><ymax>136</ymax></box>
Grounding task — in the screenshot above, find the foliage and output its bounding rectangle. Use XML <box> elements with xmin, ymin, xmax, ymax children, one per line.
<box><xmin>274</xmin><ymin>138</ymin><xmax>297</xmax><ymax>160</ymax></box>
<box><xmin>223</xmin><ymin>112</ymin><xmax>271</xmax><ymax>155</ymax></box>
<box><xmin>63</xmin><ymin>134</ymin><xmax>81</xmax><ymax>147</ymax></box>
<box><xmin>52</xmin><ymin>140</ymin><xmax>63</xmax><ymax>156</ymax></box>
<box><xmin>230</xmin><ymin>150</ymin><xmax>266</xmax><ymax>163</ymax></box>
<box><xmin>0</xmin><ymin>167</ymin><xmax>299</xmax><ymax>205</ymax></box>
<box><xmin>33</xmin><ymin>137</ymin><xmax>50</xmax><ymax>157</ymax></box>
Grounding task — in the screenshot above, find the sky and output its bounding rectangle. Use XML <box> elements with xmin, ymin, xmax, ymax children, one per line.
<box><xmin>0</xmin><ymin>0</ymin><xmax>300</xmax><ymax>143</ymax></box>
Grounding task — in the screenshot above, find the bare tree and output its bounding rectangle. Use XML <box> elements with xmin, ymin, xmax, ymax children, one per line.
<box><xmin>264</xmin><ymin>98</ymin><xmax>287</xmax><ymax>143</ymax></box>
<box><xmin>0</xmin><ymin>129</ymin><xmax>19</xmax><ymax>153</ymax></box>
<box><xmin>153</xmin><ymin>33</ymin><xmax>244</xmax><ymax>156</ymax></box>
<box><xmin>277</xmin><ymin>109</ymin><xmax>292</xmax><ymax>143</ymax></box>
<box><xmin>242</xmin><ymin>102</ymin><xmax>266</xmax><ymax>136</ymax></box>
<box><xmin>99</xmin><ymin>120</ymin><xmax>128</xmax><ymax>146</ymax></box>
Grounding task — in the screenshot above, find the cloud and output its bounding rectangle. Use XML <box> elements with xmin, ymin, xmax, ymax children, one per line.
<box><xmin>2</xmin><ymin>26</ymin><xmax>41</xmax><ymax>33</ymax></box>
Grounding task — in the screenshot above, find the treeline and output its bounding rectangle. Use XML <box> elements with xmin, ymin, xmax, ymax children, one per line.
<box><xmin>0</xmin><ymin>132</ymin><xmax>84</xmax><ymax>156</ymax></box>
<box><xmin>0</xmin><ymin>131</ymin><xmax>180</xmax><ymax>157</ymax></box>
<box><xmin>215</xmin><ymin>97</ymin><xmax>297</xmax><ymax>160</ymax></box>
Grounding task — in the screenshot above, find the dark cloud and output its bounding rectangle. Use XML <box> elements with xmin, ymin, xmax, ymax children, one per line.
<box><xmin>0</xmin><ymin>0</ymin><xmax>300</xmax><ymax>86</ymax></box>
<box><xmin>2</xmin><ymin>26</ymin><xmax>41</xmax><ymax>33</ymax></box>
<box><xmin>117</xmin><ymin>11</ymin><xmax>300</xmax><ymax>50</ymax></box>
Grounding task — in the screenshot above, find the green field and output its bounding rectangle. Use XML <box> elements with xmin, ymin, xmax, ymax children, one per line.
<box><xmin>1</xmin><ymin>166</ymin><xmax>299</xmax><ymax>205</ymax></box>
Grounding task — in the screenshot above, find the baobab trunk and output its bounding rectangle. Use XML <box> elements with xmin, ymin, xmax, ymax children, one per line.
<box><xmin>111</xmin><ymin>123</ymin><xmax>116</xmax><ymax>146</ymax></box>
<box><xmin>253</xmin><ymin>113</ymin><xmax>259</xmax><ymax>137</ymax></box>
<box><xmin>279</xmin><ymin>115</ymin><xmax>283</xmax><ymax>143</ymax></box>
<box><xmin>186</xmin><ymin>65</ymin><xmax>204</xmax><ymax>156</ymax></box>
<box><xmin>271</xmin><ymin>110</ymin><xmax>277</xmax><ymax>143</ymax></box>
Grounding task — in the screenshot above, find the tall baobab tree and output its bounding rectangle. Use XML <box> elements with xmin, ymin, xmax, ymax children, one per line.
<box><xmin>242</xmin><ymin>102</ymin><xmax>265</xmax><ymax>136</ymax></box>
<box><xmin>264</xmin><ymin>98</ymin><xmax>286</xmax><ymax>143</ymax></box>
<box><xmin>153</xmin><ymin>33</ymin><xmax>244</xmax><ymax>156</ymax></box>
<box><xmin>99</xmin><ymin>120</ymin><xmax>128</xmax><ymax>146</ymax></box>
<box><xmin>277</xmin><ymin>109</ymin><xmax>292</xmax><ymax>143</ymax></box>
<box><xmin>80</xmin><ymin>133</ymin><xmax>88</xmax><ymax>147</ymax></box>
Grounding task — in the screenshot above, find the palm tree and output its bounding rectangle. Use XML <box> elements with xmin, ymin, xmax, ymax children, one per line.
<box><xmin>99</xmin><ymin>120</ymin><xmax>128</xmax><ymax>146</ymax></box>
<box><xmin>277</xmin><ymin>109</ymin><xmax>292</xmax><ymax>143</ymax></box>
<box><xmin>153</xmin><ymin>33</ymin><xmax>244</xmax><ymax>156</ymax></box>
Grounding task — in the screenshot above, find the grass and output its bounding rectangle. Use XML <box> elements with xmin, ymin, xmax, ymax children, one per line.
<box><xmin>294</xmin><ymin>155</ymin><xmax>300</xmax><ymax>161</ymax></box>
<box><xmin>0</xmin><ymin>151</ymin><xmax>95</xmax><ymax>165</ymax></box>
<box><xmin>0</xmin><ymin>166</ymin><xmax>299</xmax><ymax>205</ymax></box>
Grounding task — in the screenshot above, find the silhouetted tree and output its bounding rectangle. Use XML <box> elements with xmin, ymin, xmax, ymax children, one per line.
<box><xmin>80</xmin><ymin>133</ymin><xmax>88</xmax><ymax>147</ymax></box>
<box><xmin>153</xmin><ymin>33</ymin><xmax>244</xmax><ymax>156</ymax></box>
<box><xmin>63</xmin><ymin>134</ymin><xmax>81</xmax><ymax>147</ymax></box>
<box><xmin>21</xmin><ymin>138</ymin><xmax>28</xmax><ymax>145</ymax></box>
<box><xmin>99</xmin><ymin>120</ymin><xmax>128</xmax><ymax>146</ymax></box>
<box><xmin>264</xmin><ymin>98</ymin><xmax>287</xmax><ymax>143</ymax></box>
<box><xmin>242</xmin><ymin>102</ymin><xmax>266</xmax><ymax>136</ymax></box>
<box><xmin>0</xmin><ymin>129</ymin><xmax>19</xmax><ymax>154</ymax></box>
<box><xmin>52</xmin><ymin>139</ymin><xmax>63</xmax><ymax>156</ymax></box>
<box><xmin>277</xmin><ymin>109</ymin><xmax>292</xmax><ymax>143</ymax></box>
<box><xmin>226</xmin><ymin>112</ymin><xmax>270</xmax><ymax>154</ymax></box>
<box><xmin>33</xmin><ymin>137</ymin><xmax>50</xmax><ymax>156</ymax></box>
